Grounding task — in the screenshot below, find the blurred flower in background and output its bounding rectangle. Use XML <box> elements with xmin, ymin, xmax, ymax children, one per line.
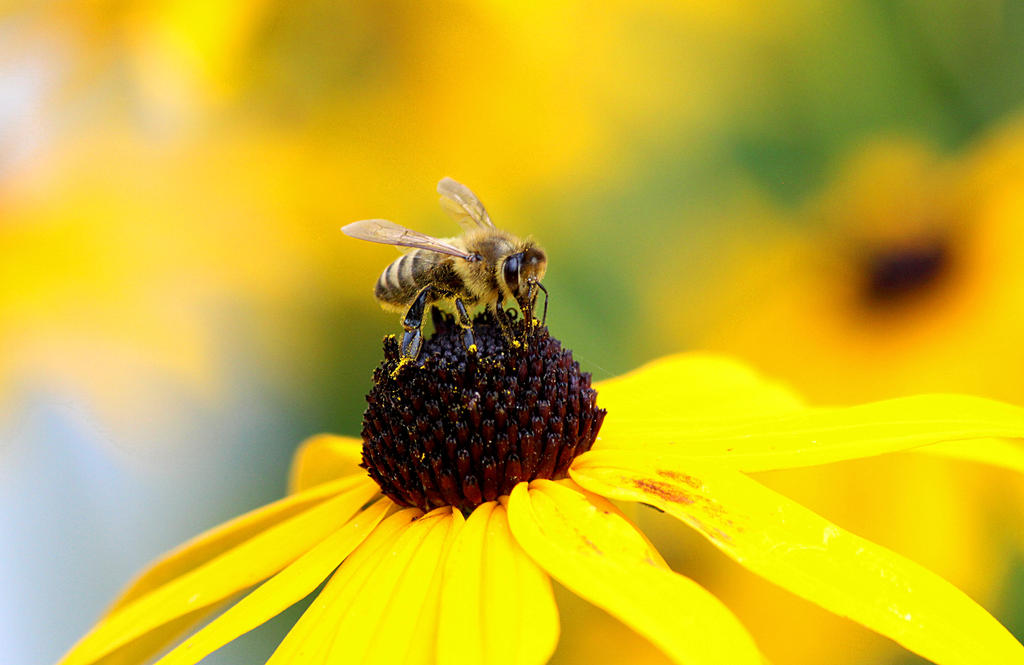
<box><xmin>663</xmin><ymin>124</ymin><xmax>1024</xmax><ymax>404</ymax></box>
<box><xmin>5</xmin><ymin>0</ymin><xmax>1024</xmax><ymax>664</ymax></box>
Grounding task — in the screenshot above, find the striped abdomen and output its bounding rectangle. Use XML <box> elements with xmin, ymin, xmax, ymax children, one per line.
<box><xmin>374</xmin><ymin>249</ymin><xmax>447</xmax><ymax>309</ymax></box>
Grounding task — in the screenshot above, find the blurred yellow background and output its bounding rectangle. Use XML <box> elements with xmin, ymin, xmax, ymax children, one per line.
<box><xmin>4</xmin><ymin>2</ymin><xmax>1024</xmax><ymax>664</ymax></box>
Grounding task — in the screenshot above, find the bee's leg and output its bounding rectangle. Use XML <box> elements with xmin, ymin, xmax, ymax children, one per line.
<box><xmin>453</xmin><ymin>298</ymin><xmax>476</xmax><ymax>353</ymax></box>
<box><xmin>401</xmin><ymin>285</ymin><xmax>436</xmax><ymax>360</ymax></box>
<box><xmin>492</xmin><ymin>299</ymin><xmax>517</xmax><ymax>347</ymax></box>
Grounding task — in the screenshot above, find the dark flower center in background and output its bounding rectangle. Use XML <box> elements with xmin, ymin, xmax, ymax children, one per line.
<box><xmin>361</xmin><ymin>310</ymin><xmax>606</xmax><ymax>514</ymax></box>
<box><xmin>861</xmin><ymin>236</ymin><xmax>951</xmax><ymax>306</ymax></box>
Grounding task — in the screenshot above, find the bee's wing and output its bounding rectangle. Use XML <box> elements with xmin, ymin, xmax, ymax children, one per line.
<box><xmin>341</xmin><ymin>219</ymin><xmax>474</xmax><ymax>260</ymax></box>
<box><xmin>437</xmin><ymin>177</ymin><xmax>495</xmax><ymax>230</ymax></box>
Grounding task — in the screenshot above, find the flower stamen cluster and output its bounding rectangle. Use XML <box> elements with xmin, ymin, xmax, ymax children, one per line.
<box><xmin>361</xmin><ymin>310</ymin><xmax>606</xmax><ymax>514</ymax></box>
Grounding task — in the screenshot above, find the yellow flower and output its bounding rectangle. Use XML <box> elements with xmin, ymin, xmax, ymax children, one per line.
<box><xmin>660</xmin><ymin>125</ymin><xmax>1024</xmax><ymax>404</ymax></box>
<box><xmin>58</xmin><ymin>312</ymin><xmax>1024</xmax><ymax>665</ymax></box>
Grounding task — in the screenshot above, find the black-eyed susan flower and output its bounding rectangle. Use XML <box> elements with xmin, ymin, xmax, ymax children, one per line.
<box><xmin>60</xmin><ymin>312</ymin><xmax>1024</xmax><ymax>665</ymax></box>
<box><xmin>660</xmin><ymin>124</ymin><xmax>1024</xmax><ymax>406</ymax></box>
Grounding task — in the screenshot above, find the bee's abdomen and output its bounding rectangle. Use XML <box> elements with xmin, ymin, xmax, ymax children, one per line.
<box><xmin>375</xmin><ymin>250</ymin><xmax>435</xmax><ymax>306</ymax></box>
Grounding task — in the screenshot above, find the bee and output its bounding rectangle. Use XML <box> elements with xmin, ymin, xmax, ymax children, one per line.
<box><xmin>342</xmin><ymin>177</ymin><xmax>548</xmax><ymax>360</ymax></box>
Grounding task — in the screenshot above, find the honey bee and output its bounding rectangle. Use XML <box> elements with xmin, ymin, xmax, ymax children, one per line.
<box><xmin>343</xmin><ymin>177</ymin><xmax>548</xmax><ymax>360</ymax></box>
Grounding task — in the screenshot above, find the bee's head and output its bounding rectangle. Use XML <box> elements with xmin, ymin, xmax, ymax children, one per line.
<box><xmin>501</xmin><ymin>243</ymin><xmax>548</xmax><ymax>314</ymax></box>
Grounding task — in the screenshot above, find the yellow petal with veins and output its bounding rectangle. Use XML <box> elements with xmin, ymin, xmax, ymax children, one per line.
<box><xmin>266</xmin><ymin>508</ymin><xmax>422</xmax><ymax>665</ymax></box>
<box><xmin>438</xmin><ymin>501</ymin><xmax>559</xmax><ymax>665</ymax></box>
<box><xmin>90</xmin><ymin>610</ymin><xmax>215</xmax><ymax>665</ymax></box>
<box><xmin>319</xmin><ymin>507</ymin><xmax>463</xmax><ymax>665</ymax></box>
<box><xmin>154</xmin><ymin>498</ymin><xmax>390</xmax><ymax>665</ymax></box>
<box><xmin>596</xmin><ymin>393</ymin><xmax>1024</xmax><ymax>472</ymax></box>
<box><xmin>359</xmin><ymin>507</ymin><xmax>464</xmax><ymax>665</ymax></box>
<box><xmin>272</xmin><ymin>504</ymin><xmax>464</xmax><ymax>663</ymax></box>
<box><xmin>572</xmin><ymin>451</ymin><xmax>1024</xmax><ymax>665</ymax></box>
<box><xmin>391</xmin><ymin>508</ymin><xmax>465</xmax><ymax>665</ymax></box>
<box><xmin>88</xmin><ymin>476</ymin><xmax>370</xmax><ymax>665</ymax></box>
<box><xmin>111</xmin><ymin>475</ymin><xmax>367</xmax><ymax>612</ymax></box>
<box><xmin>507</xmin><ymin>480</ymin><xmax>762</xmax><ymax>665</ymax></box>
<box><xmin>59</xmin><ymin>477</ymin><xmax>380</xmax><ymax>665</ymax></box>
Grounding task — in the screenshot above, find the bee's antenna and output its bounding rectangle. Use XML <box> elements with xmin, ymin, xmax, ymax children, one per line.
<box><xmin>536</xmin><ymin>282</ymin><xmax>549</xmax><ymax>326</ymax></box>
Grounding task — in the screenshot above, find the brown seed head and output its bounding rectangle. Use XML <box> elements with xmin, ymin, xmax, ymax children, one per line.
<box><xmin>361</xmin><ymin>310</ymin><xmax>606</xmax><ymax>514</ymax></box>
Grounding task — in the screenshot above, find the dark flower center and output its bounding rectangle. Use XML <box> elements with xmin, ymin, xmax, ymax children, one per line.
<box><xmin>361</xmin><ymin>310</ymin><xmax>606</xmax><ymax>514</ymax></box>
<box><xmin>861</xmin><ymin>236</ymin><xmax>951</xmax><ymax>306</ymax></box>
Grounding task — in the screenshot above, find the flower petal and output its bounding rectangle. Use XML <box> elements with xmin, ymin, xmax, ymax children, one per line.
<box><xmin>285</xmin><ymin>506</ymin><xmax>463</xmax><ymax>665</ymax></box>
<box><xmin>266</xmin><ymin>507</ymin><xmax>422</xmax><ymax>664</ymax></box>
<box><xmin>596</xmin><ymin>394</ymin><xmax>1024</xmax><ymax>472</ymax></box>
<box><xmin>289</xmin><ymin>434</ymin><xmax>365</xmax><ymax>493</ymax></box>
<box><xmin>571</xmin><ymin>452</ymin><xmax>1024</xmax><ymax>665</ymax></box>
<box><xmin>920</xmin><ymin>437</ymin><xmax>1024</xmax><ymax>475</ymax></box>
<box><xmin>593</xmin><ymin>353</ymin><xmax>804</xmax><ymax>449</ymax></box>
<box><xmin>153</xmin><ymin>498</ymin><xmax>391</xmax><ymax>665</ymax></box>
<box><xmin>59</xmin><ymin>478</ymin><xmax>380</xmax><ymax>665</ymax></box>
<box><xmin>88</xmin><ymin>611</ymin><xmax>215</xmax><ymax>665</ymax></box>
<box><xmin>506</xmin><ymin>480</ymin><xmax>762</xmax><ymax>665</ymax></box>
<box><xmin>111</xmin><ymin>475</ymin><xmax>364</xmax><ymax>612</ymax></box>
<box><xmin>438</xmin><ymin>501</ymin><xmax>559</xmax><ymax>665</ymax></box>
<box><xmin>335</xmin><ymin>507</ymin><xmax>463</xmax><ymax>665</ymax></box>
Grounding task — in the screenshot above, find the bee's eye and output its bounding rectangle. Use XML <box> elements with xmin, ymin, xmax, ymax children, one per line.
<box><xmin>503</xmin><ymin>254</ymin><xmax>522</xmax><ymax>294</ymax></box>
